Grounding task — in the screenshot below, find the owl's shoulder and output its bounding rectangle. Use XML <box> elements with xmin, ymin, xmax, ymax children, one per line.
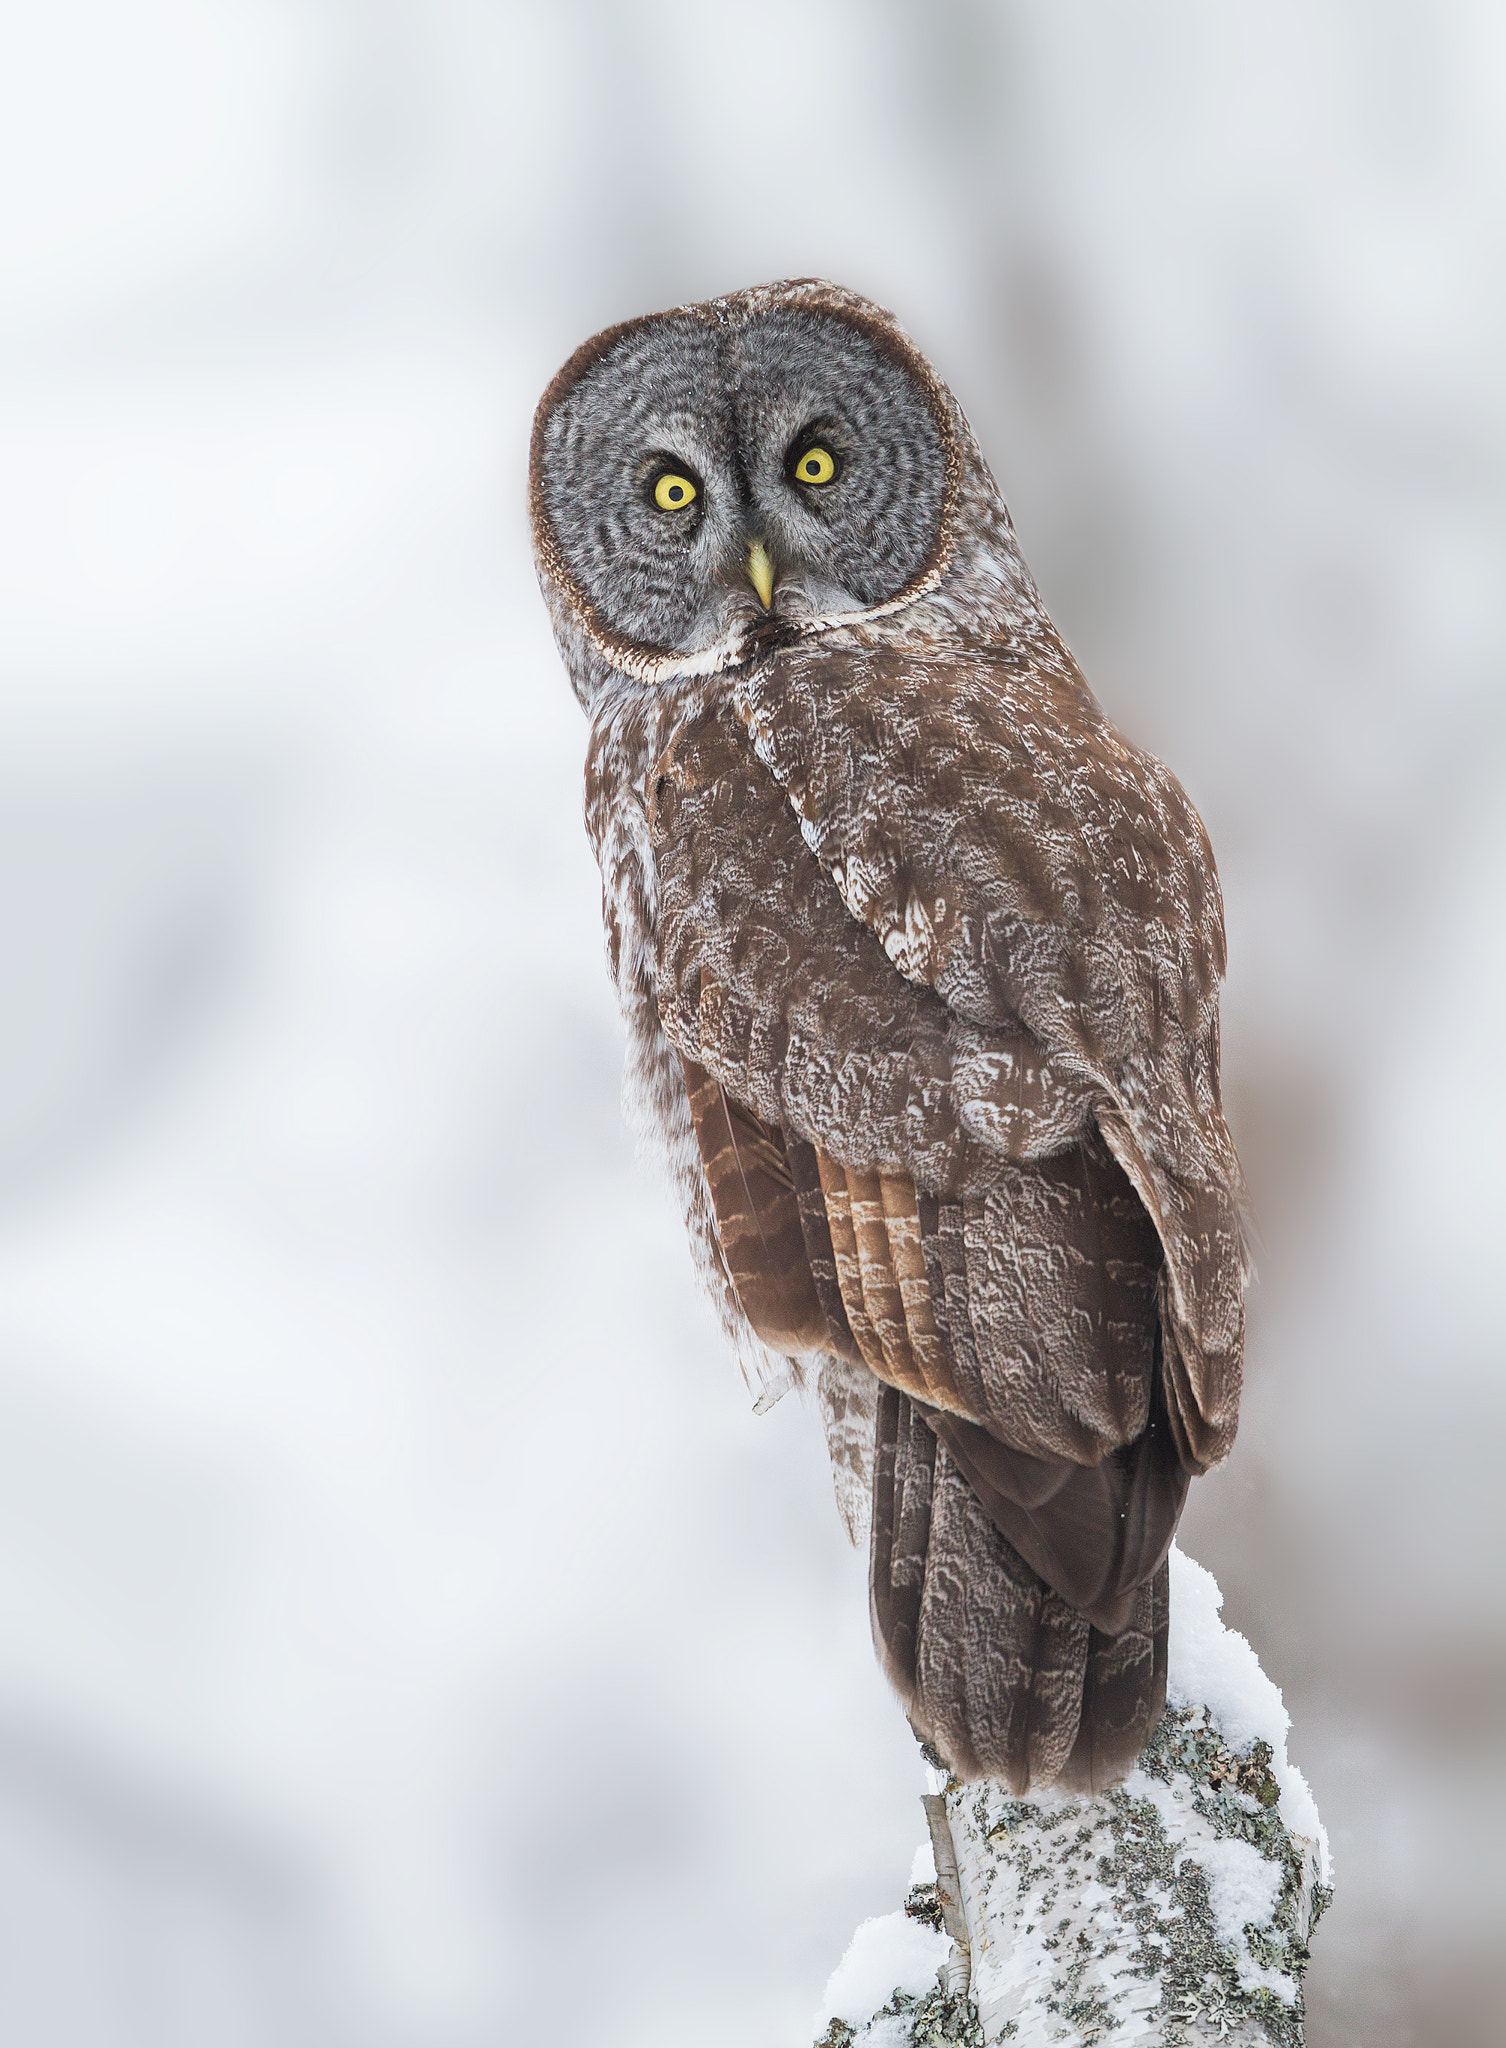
<box><xmin>734</xmin><ymin>632</ymin><xmax>1223</xmax><ymax>978</ymax></box>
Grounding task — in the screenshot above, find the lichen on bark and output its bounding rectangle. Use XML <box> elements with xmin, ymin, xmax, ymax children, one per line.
<box><xmin>820</xmin><ymin>1707</ymin><xmax>1327</xmax><ymax>2046</ymax></box>
<box><xmin>942</xmin><ymin>1703</ymin><xmax>1329</xmax><ymax>2045</ymax></box>
<box><xmin>818</xmin><ymin>1981</ymin><xmax>986</xmax><ymax>2048</ymax></box>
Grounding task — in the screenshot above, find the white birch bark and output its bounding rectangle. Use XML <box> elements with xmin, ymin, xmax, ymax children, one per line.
<box><xmin>815</xmin><ymin>1550</ymin><xmax>1331</xmax><ymax>2048</ymax></box>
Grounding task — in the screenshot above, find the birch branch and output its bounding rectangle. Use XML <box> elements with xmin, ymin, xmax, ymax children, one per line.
<box><xmin>814</xmin><ymin>1549</ymin><xmax>1331</xmax><ymax>2048</ymax></box>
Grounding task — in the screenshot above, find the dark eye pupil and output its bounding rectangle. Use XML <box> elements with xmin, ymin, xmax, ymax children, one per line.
<box><xmin>667</xmin><ymin>483</ymin><xmax>683</xmax><ymax>502</ymax></box>
<box><xmin>803</xmin><ymin>459</ymin><xmax>817</xmax><ymax>476</ymax></box>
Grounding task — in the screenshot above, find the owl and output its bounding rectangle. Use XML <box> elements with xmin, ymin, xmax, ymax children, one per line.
<box><xmin>529</xmin><ymin>280</ymin><xmax>1248</xmax><ymax>1793</ymax></box>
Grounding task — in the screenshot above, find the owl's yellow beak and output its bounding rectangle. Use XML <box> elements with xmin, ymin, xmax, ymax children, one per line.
<box><xmin>746</xmin><ymin>541</ymin><xmax>776</xmax><ymax>610</ymax></box>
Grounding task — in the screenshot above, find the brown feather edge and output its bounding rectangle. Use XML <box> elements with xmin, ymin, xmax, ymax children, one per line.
<box><xmin>815</xmin><ymin>1148</ymin><xmax>887</xmax><ymax>1374</ymax></box>
<box><xmin>846</xmin><ymin>1165</ymin><xmax>928</xmax><ymax>1397</ymax></box>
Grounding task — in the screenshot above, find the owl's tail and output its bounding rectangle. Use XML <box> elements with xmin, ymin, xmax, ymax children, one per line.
<box><xmin>871</xmin><ymin>1386</ymin><xmax>1169</xmax><ymax>1794</ymax></box>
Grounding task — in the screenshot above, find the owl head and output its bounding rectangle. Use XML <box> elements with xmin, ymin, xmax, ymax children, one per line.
<box><xmin>530</xmin><ymin>280</ymin><xmax>1040</xmax><ymax>704</ymax></box>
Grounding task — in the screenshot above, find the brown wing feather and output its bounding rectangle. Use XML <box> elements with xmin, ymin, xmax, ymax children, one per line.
<box><xmin>785</xmin><ymin>1138</ymin><xmax>863</xmax><ymax>1366</ymax></box>
<box><xmin>733</xmin><ymin>642</ymin><xmax>1248</xmax><ymax>1472</ymax></box>
<box><xmin>870</xmin><ymin>1381</ymin><xmax>934</xmax><ymax>1707</ymax></box>
<box><xmin>658</xmin><ymin>704</ymin><xmax>1194</xmax><ymax>1591</ymax></box>
<box><xmin>690</xmin><ymin>1087</ymin><xmax>1185</xmax><ymax>1634</ymax></box>
<box><xmin>918</xmin><ymin>1192</ymin><xmax>992</xmax><ymax>1419</ymax></box>
<box><xmin>650</xmin><ymin>695</ymin><xmax>1241</xmax><ymax>1475</ymax></box>
<box><xmin>845</xmin><ymin>1165</ymin><xmax>927</xmax><ymax>1397</ymax></box>
<box><xmin>929</xmin><ymin>1385</ymin><xmax>1187</xmax><ymax>1633</ymax></box>
<box><xmin>681</xmin><ymin>1055</ymin><xmax>829</xmax><ymax>1357</ymax></box>
<box><xmin>880</xmin><ymin>1175</ymin><xmax>956</xmax><ymax>1406</ymax></box>
<box><xmin>648</xmin><ymin>704</ymin><xmax>1098</xmax><ymax>1197</ymax></box>
<box><xmin>814</xmin><ymin>1149</ymin><xmax>885</xmax><ymax>1372</ymax></box>
<box><xmin>956</xmin><ymin>1137</ymin><xmax>1162</xmax><ymax>1463</ymax></box>
<box><xmin>649</xmin><ymin>687</ymin><xmax>1232</xmax><ymax>1786</ymax></box>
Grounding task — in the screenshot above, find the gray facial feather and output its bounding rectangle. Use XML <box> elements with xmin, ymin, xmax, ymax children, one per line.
<box><xmin>537</xmin><ymin>307</ymin><xmax>946</xmax><ymax>650</ymax></box>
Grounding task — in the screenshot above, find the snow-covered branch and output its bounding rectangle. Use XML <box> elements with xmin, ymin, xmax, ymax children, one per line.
<box><xmin>815</xmin><ymin>1551</ymin><xmax>1330</xmax><ymax>2048</ymax></box>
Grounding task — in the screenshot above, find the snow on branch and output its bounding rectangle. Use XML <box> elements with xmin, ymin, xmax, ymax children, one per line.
<box><xmin>814</xmin><ymin>1550</ymin><xmax>1331</xmax><ymax>2048</ymax></box>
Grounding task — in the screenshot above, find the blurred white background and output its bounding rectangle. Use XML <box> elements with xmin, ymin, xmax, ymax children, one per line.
<box><xmin>0</xmin><ymin>2</ymin><xmax>1501</xmax><ymax>2042</ymax></box>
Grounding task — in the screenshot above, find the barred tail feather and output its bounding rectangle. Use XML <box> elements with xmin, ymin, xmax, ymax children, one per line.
<box><xmin>873</xmin><ymin>1387</ymin><xmax>1169</xmax><ymax>1793</ymax></box>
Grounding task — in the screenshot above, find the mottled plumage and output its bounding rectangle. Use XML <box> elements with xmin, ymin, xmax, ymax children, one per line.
<box><xmin>530</xmin><ymin>279</ymin><xmax>1249</xmax><ymax>1793</ymax></box>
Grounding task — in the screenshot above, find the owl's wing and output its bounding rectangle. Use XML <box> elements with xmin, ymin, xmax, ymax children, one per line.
<box><xmin>650</xmin><ymin>700</ymin><xmax>1189</xmax><ymax>1636</ymax></box>
<box><xmin>729</xmin><ymin>640</ymin><xmax>1249</xmax><ymax>1474</ymax></box>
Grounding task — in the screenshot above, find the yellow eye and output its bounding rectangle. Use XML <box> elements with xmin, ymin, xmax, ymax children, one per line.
<box><xmin>794</xmin><ymin>445</ymin><xmax>837</xmax><ymax>485</ymax></box>
<box><xmin>653</xmin><ymin>472</ymin><xmax>697</xmax><ymax>511</ymax></box>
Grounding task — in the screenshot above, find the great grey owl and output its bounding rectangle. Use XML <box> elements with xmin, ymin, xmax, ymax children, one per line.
<box><xmin>529</xmin><ymin>279</ymin><xmax>1248</xmax><ymax>1793</ymax></box>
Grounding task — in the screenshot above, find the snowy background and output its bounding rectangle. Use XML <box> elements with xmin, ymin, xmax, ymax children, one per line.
<box><xmin>0</xmin><ymin>3</ymin><xmax>1501</xmax><ymax>2043</ymax></box>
